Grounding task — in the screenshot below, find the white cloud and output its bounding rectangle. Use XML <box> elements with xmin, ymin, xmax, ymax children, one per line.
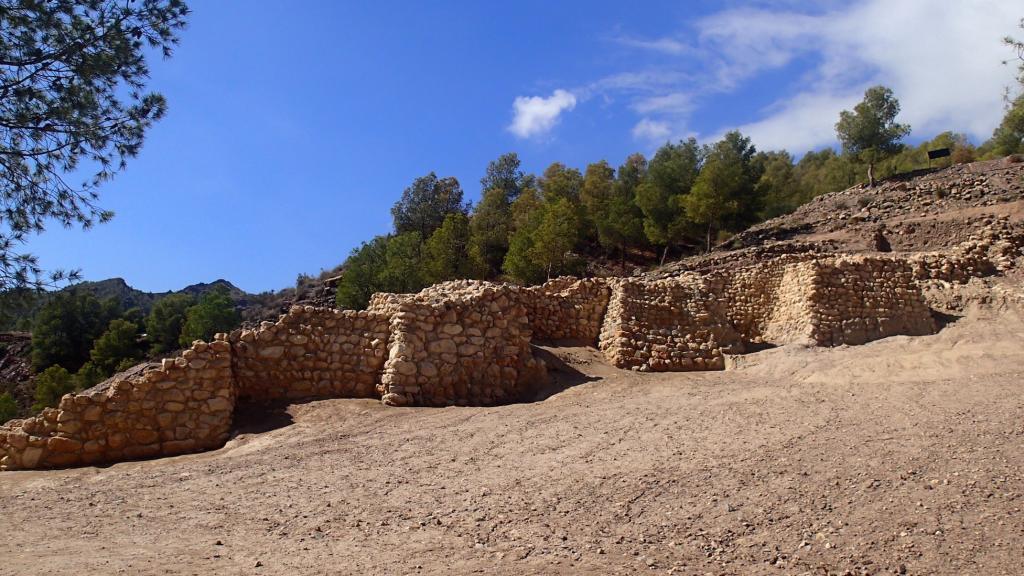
<box><xmin>534</xmin><ymin>0</ymin><xmax>1021</xmax><ymax>150</ymax></box>
<box><xmin>508</xmin><ymin>89</ymin><xmax>577</xmax><ymax>139</ymax></box>
<box><xmin>632</xmin><ymin>118</ymin><xmax>672</xmax><ymax>141</ymax></box>
<box><xmin>615</xmin><ymin>36</ymin><xmax>689</xmax><ymax>56</ymax></box>
<box><xmin>632</xmin><ymin>92</ymin><xmax>693</xmax><ymax>115</ymax></box>
<box><xmin>733</xmin><ymin>91</ymin><xmax>861</xmax><ymax>153</ymax></box>
<box><xmin>692</xmin><ymin>0</ymin><xmax>1021</xmax><ymax>151</ymax></box>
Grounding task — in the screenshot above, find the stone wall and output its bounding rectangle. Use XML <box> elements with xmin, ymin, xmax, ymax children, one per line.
<box><xmin>2</xmin><ymin>225</ymin><xmax>1020</xmax><ymax>471</ymax></box>
<box><xmin>372</xmin><ymin>281</ymin><xmax>547</xmax><ymax>407</ymax></box>
<box><xmin>522</xmin><ymin>277</ymin><xmax>611</xmax><ymax>343</ymax></box>
<box><xmin>231</xmin><ymin>306</ymin><xmax>389</xmax><ymax>402</ymax></box>
<box><xmin>714</xmin><ymin>254</ymin><xmax>817</xmax><ymax>344</ymax></box>
<box><xmin>598</xmin><ymin>276</ymin><xmax>745</xmax><ymax>371</ymax></box>
<box><xmin>801</xmin><ymin>256</ymin><xmax>936</xmax><ymax>346</ymax></box>
<box><xmin>0</xmin><ymin>336</ymin><xmax>234</xmax><ymax>470</ymax></box>
<box><xmin>597</xmin><ymin>254</ymin><xmax>938</xmax><ymax>372</ymax></box>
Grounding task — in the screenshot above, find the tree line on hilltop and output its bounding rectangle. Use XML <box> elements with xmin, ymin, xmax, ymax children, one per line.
<box><xmin>334</xmin><ymin>83</ymin><xmax>1021</xmax><ymax>310</ymax></box>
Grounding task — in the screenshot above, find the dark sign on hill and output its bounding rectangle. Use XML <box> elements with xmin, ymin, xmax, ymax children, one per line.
<box><xmin>927</xmin><ymin>148</ymin><xmax>951</xmax><ymax>160</ymax></box>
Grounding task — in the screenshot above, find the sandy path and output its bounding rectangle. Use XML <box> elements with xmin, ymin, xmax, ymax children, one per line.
<box><xmin>1</xmin><ymin>308</ymin><xmax>1023</xmax><ymax>575</ymax></box>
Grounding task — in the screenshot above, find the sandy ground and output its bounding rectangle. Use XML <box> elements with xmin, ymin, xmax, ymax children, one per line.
<box><xmin>2</xmin><ymin>297</ymin><xmax>1024</xmax><ymax>575</ymax></box>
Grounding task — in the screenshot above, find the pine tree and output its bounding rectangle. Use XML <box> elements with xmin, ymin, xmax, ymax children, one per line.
<box><xmin>0</xmin><ymin>0</ymin><xmax>190</xmax><ymax>290</ymax></box>
<box><xmin>422</xmin><ymin>213</ymin><xmax>477</xmax><ymax>284</ymax></box>
<box><xmin>32</xmin><ymin>365</ymin><xmax>76</xmax><ymax>412</ymax></box>
<box><xmin>145</xmin><ymin>293</ymin><xmax>195</xmax><ymax>354</ymax></box>
<box><xmin>90</xmin><ymin>319</ymin><xmax>144</xmax><ymax>375</ymax></box>
<box><xmin>835</xmin><ymin>86</ymin><xmax>911</xmax><ymax>187</ymax></box>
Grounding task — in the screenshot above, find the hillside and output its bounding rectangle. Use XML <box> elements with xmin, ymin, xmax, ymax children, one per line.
<box><xmin>650</xmin><ymin>157</ymin><xmax>1024</xmax><ymax>277</ymax></box>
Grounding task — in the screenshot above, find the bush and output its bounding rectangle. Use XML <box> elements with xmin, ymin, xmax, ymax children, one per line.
<box><xmin>32</xmin><ymin>365</ymin><xmax>77</xmax><ymax>412</ymax></box>
<box><xmin>115</xmin><ymin>358</ymin><xmax>138</xmax><ymax>373</ymax></box>
<box><xmin>74</xmin><ymin>362</ymin><xmax>107</xmax><ymax>390</ymax></box>
<box><xmin>0</xmin><ymin>392</ymin><xmax>17</xmax><ymax>423</ymax></box>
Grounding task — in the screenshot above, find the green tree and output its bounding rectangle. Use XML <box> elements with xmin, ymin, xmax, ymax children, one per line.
<box><xmin>510</xmin><ymin>187</ymin><xmax>544</xmax><ymax>232</ymax></box>
<box><xmin>90</xmin><ymin>318</ymin><xmax>143</xmax><ymax>375</ymax></box>
<box><xmin>794</xmin><ymin>148</ymin><xmax>858</xmax><ymax>199</ymax></box>
<box><xmin>0</xmin><ymin>288</ymin><xmax>40</xmax><ymax>331</ymax></box>
<box><xmin>31</xmin><ymin>290</ymin><xmax>120</xmax><ymax>372</ymax></box>
<box><xmin>636</xmin><ymin>140</ymin><xmax>703</xmax><ymax>263</ymax></box>
<box><xmin>600</xmin><ymin>193</ymin><xmax>645</xmax><ymax>272</ymax></box>
<box><xmin>502</xmin><ymin>189</ymin><xmax>547</xmax><ymax>284</ymax></box>
<box><xmin>480</xmin><ymin>152</ymin><xmax>527</xmax><ymax>203</ymax></box>
<box><xmin>683</xmin><ymin>137</ymin><xmax>750</xmax><ymax>252</ymax></box>
<box><xmin>391</xmin><ymin>173</ymin><xmax>468</xmax><ymax>238</ymax></box>
<box><xmin>985</xmin><ymin>94</ymin><xmax>1024</xmax><ymax>157</ymax></box>
<box><xmin>753</xmin><ymin>151</ymin><xmax>802</xmax><ymax>219</ymax></box>
<box><xmin>422</xmin><ymin>213</ymin><xmax>477</xmax><ymax>284</ymax></box>
<box><xmin>468</xmin><ymin>187</ymin><xmax>511</xmax><ymax>277</ymax></box>
<box><xmin>335</xmin><ymin>237</ymin><xmax>388</xmax><ymax>310</ymax></box>
<box><xmin>179</xmin><ymin>285</ymin><xmax>240</xmax><ymax>346</ymax></box>
<box><xmin>0</xmin><ymin>392</ymin><xmax>17</xmax><ymax>423</ymax></box>
<box><xmin>580</xmin><ymin>160</ymin><xmax>615</xmax><ymax>242</ymax></box>
<box><xmin>0</xmin><ymin>0</ymin><xmax>190</xmax><ymax>290</ymax></box>
<box><xmin>529</xmin><ymin>199</ymin><xmax>581</xmax><ymax>280</ymax></box>
<box><xmin>539</xmin><ymin>163</ymin><xmax>583</xmax><ymax>204</ymax></box>
<box><xmin>380</xmin><ymin>232</ymin><xmax>426</xmax><ymax>294</ymax></box>
<box><xmin>145</xmin><ymin>293</ymin><xmax>194</xmax><ymax>354</ymax></box>
<box><xmin>835</xmin><ymin>86</ymin><xmax>911</xmax><ymax>187</ymax></box>
<box><xmin>32</xmin><ymin>365</ymin><xmax>76</xmax><ymax>412</ymax></box>
<box><xmin>585</xmin><ymin>157</ymin><xmax>645</xmax><ymax>271</ymax></box>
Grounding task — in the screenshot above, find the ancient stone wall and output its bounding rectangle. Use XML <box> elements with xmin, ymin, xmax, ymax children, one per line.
<box><xmin>0</xmin><ymin>336</ymin><xmax>234</xmax><ymax>470</ymax></box>
<box><xmin>802</xmin><ymin>256</ymin><xmax>936</xmax><ymax>346</ymax></box>
<box><xmin>231</xmin><ymin>306</ymin><xmax>389</xmax><ymax>402</ymax></box>
<box><xmin>598</xmin><ymin>276</ymin><xmax>744</xmax><ymax>371</ymax></box>
<box><xmin>598</xmin><ymin>254</ymin><xmax>938</xmax><ymax>371</ymax></box>
<box><xmin>2</xmin><ymin>225</ymin><xmax>1020</xmax><ymax>471</ymax></box>
<box><xmin>372</xmin><ymin>281</ymin><xmax>547</xmax><ymax>407</ymax></box>
<box><xmin>758</xmin><ymin>261</ymin><xmax>818</xmax><ymax>346</ymax></box>
<box><xmin>522</xmin><ymin>277</ymin><xmax>610</xmax><ymax>343</ymax></box>
<box><xmin>713</xmin><ymin>254</ymin><xmax>817</xmax><ymax>344</ymax></box>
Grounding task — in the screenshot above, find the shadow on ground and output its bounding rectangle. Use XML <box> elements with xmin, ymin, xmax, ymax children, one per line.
<box><xmin>526</xmin><ymin>344</ymin><xmax>602</xmax><ymax>402</ymax></box>
<box><xmin>232</xmin><ymin>400</ymin><xmax>296</xmax><ymax>436</ymax></box>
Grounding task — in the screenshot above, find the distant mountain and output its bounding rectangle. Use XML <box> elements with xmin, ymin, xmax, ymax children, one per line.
<box><xmin>65</xmin><ymin>277</ymin><xmax>251</xmax><ymax>313</ymax></box>
<box><xmin>0</xmin><ymin>278</ymin><xmax>254</xmax><ymax>331</ymax></box>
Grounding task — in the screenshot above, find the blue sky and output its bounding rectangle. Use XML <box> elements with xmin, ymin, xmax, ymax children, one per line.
<box><xmin>24</xmin><ymin>0</ymin><xmax>1021</xmax><ymax>293</ymax></box>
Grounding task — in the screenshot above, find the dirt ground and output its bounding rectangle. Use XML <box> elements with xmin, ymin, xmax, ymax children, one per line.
<box><xmin>2</xmin><ymin>291</ymin><xmax>1024</xmax><ymax>575</ymax></box>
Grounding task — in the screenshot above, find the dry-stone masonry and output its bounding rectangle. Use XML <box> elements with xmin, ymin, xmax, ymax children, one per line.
<box><xmin>0</xmin><ymin>335</ymin><xmax>234</xmax><ymax>470</ymax></box>
<box><xmin>370</xmin><ymin>281</ymin><xmax>547</xmax><ymax>407</ymax></box>
<box><xmin>522</xmin><ymin>278</ymin><xmax>610</xmax><ymax>343</ymax></box>
<box><xmin>599</xmin><ymin>275</ymin><xmax>744</xmax><ymax>371</ymax></box>
<box><xmin>1</xmin><ymin>226</ymin><xmax>1021</xmax><ymax>470</ymax></box>
<box><xmin>232</xmin><ymin>306</ymin><xmax>389</xmax><ymax>402</ymax></box>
